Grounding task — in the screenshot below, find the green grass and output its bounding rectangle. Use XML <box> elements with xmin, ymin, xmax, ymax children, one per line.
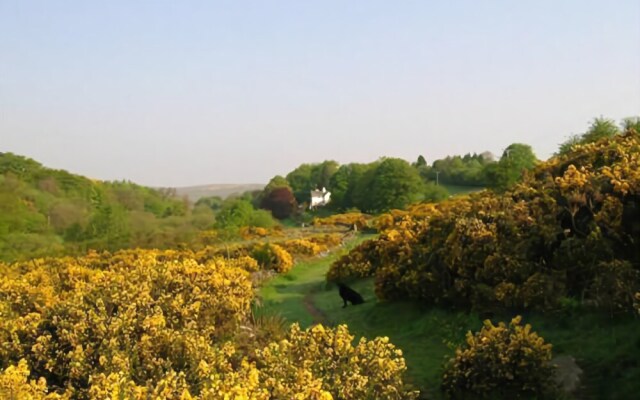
<box><xmin>257</xmin><ymin>234</ymin><xmax>374</xmax><ymax>327</ymax></box>
<box><xmin>258</xmin><ymin>233</ymin><xmax>640</xmax><ymax>399</ymax></box>
<box><xmin>313</xmin><ymin>278</ymin><xmax>479</xmax><ymax>397</ymax></box>
<box><xmin>526</xmin><ymin>311</ymin><xmax>640</xmax><ymax>400</ymax></box>
<box><xmin>441</xmin><ymin>183</ymin><xmax>485</xmax><ymax>196</ymax></box>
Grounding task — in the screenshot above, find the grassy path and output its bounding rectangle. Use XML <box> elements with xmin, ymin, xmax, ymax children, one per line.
<box><xmin>257</xmin><ymin>234</ymin><xmax>372</xmax><ymax>327</ymax></box>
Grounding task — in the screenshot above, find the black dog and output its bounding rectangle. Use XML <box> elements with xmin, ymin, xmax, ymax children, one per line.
<box><xmin>338</xmin><ymin>283</ymin><xmax>364</xmax><ymax>308</ymax></box>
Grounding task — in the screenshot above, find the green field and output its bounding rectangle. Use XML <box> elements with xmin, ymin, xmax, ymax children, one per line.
<box><xmin>441</xmin><ymin>183</ymin><xmax>485</xmax><ymax>196</ymax></box>
<box><xmin>259</xmin><ymin>234</ymin><xmax>640</xmax><ymax>399</ymax></box>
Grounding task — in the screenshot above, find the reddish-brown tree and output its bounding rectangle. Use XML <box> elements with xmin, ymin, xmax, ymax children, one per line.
<box><xmin>261</xmin><ymin>187</ymin><xmax>297</xmax><ymax>219</ymax></box>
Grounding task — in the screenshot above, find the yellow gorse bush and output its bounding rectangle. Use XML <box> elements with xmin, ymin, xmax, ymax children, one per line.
<box><xmin>0</xmin><ymin>359</ymin><xmax>60</xmax><ymax>400</ymax></box>
<box><xmin>257</xmin><ymin>324</ymin><xmax>418</xmax><ymax>400</ymax></box>
<box><xmin>312</xmin><ymin>212</ymin><xmax>370</xmax><ymax>230</ymax></box>
<box><xmin>442</xmin><ymin>316</ymin><xmax>557</xmax><ymax>399</ymax></box>
<box><xmin>251</xmin><ymin>243</ymin><xmax>293</xmax><ymax>273</ymax></box>
<box><xmin>280</xmin><ymin>239</ymin><xmax>325</xmax><ymax>256</ymax></box>
<box><xmin>0</xmin><ymin>248</ymin><xmax>418</xmax><ymax>399</ymax></box>
<box><xmin>327</xmin><ymin>130</ymin><xmax>640</xmax><ymax>313</ymax></box>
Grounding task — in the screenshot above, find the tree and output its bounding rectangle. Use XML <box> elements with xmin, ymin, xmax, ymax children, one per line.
<box><xmin>354</xmin><ymin>158</ymin><xmax>425</xmax><ymax>213</ymax></box>
<box><xmin>328</xmin><ymin>165</ymin><xmax>351</xmax><ymax>210</ymax></box>
<box><xmin>485</xmin><ymin>143</ymin><xmax>537</xmax><ymax>191</ymax></box>
<box><xmin>260</xmin><ymin>187</ymin><xmax>297</xmax><ymax>219</ymax></box>
<box><xmin>264</xmin><ymin>175</ymin><xmax>290</xmax><ymax>193</ymax></box>
<box><xmin>285</xmin><ymin>161</ymin><xmax>339</xmax><ymax>204</ymax></box>
<box><xmin>311</xmin><ymin>160</ymin><xmax>339</xmax><ymax>190</ymax></box>
<box><xmin>345</xmin><ymin>162</ymin><xmax>380</xmax><ymax>211</ymax></box>
<box><xmin>214</xmin><ymin>199</ymin><xmax>255</xmax><ymax>229</ymax></box>
<box><xmin>247</xmin><ymin>209</ymin><xmax>277</xmax><ymax>228</ymax></box>
<box><xmin>623</xmin><ymin>116</ymin><xmax>640</xmax><ymax>132</ymax></box>
<box><xmin>48</xmin><ymin>201</ymin><xmax>87</xmax><ymax>232</ymax></box>
<box><xmin>256</xmin><ymin>175</ymin><xmax>289</xmax><ymax>207</ymax></box>
<box><xmin>581</xmin><ymin>117</ymin><xmax>620</xmax><ymax>143</ymax></box>
<box><xmin>557</xmin><ymin>117</ymin><xmax>623</xmax><ymax>155</ymax></box>
<box><xmin>427</xmin><ymin>153</ymin><xmax>493</xmax><ymax>186</ymax></box>
<box><xmin>557</xmin><ymin>134</ymin><xmax>581</xmax><ymax>156</ymax></box>
<box><xmin>194</xmin><ymin>196</ymin><xmax>224</xmax><ymax>211</ymax></box>
<box><xmin>286</xmin><ymin>164</ymin><xmax>314</xmax><ymax>203</ymax></box>
<box><xmin>412</xmin><ymin>155</ymin><xmax>431</xmax><ymax>183</ymax></box>
<box><xmin>328</xmin><ymin>163</ymin><xmax>373</xmax><ymax>211</ymax></box>
<box><xmin>423</xmin><ymin>182</ymin><xmax>449</xmax><ymax>202</ymax></box>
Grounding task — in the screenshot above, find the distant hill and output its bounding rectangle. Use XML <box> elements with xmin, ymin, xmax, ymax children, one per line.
<box><xmin>175</xmin><ymin>183</ymin><xmax>264</xmax><ymax>202</ymax></box>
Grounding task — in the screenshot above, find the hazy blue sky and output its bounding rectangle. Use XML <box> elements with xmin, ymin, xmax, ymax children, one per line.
<box><xmin>2</xmin><ymin>1</ymin><xmax>639</xmax><ymax>187</ymax></box>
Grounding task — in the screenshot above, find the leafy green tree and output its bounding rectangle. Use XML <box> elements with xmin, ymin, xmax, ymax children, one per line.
<box><xmin>485</xmin><ymin>143</ymin><xmax>537</xmax><ymax>191</ymax></box>
<box><xmin>423</xmin><ymin>182</ymin><xmax>449</xmax><ymax>202</ymax></box>
<box><xmin>48</xmin><ymin>201</ymin><xmax>87</xmax><ymax>232</ymax></box>
<box><xmin>338</xmin><ymin>162</ymin><xmax>379</xmax><ymax>211</ymax></box>
<box><xmin>354</xmin><ymin>158</ymin><xmax>425</xmax><ymax>213</ymax></box>
<box><xmin>328</xmin><ymin>163</ymin><xmax>374</xmax><ymax>211</ymax></box>
<box><xmin>311</xmin><ymin>160</ymin><xmax>339</xmax><ymax>190</ymax></box>
<box><xmin>557</xmin><ymin>134</ymin><xmax>581</xmax><ymax>155</ymax></box>
<box><xmin>328</xmin><ymin>165</ymin><xmax>351</xmax><ymax>210</ymax></box>
<box><xmin>194</xmin><ymin>195</ymin><xmax>224</xmax><ymax>211</ymax></box>
<box><xmin>285</xmin><ymin>161</ymin><xmax>339</xmax><ymax>204</ymax></box>
<box><xmin>190</xmin><ymin>203</ymin><xmax>216</xmax><ymax>230</ymax></box>
<box><xmin>429</xmin><ymin>153</ymin><xmax>492</xmax><ymax>186</ymax></box>
<box><xmin>214</xmin><ymin>199</ymin><xmax>255</xmax><ymax>229</ymax></box>
<box><xmin>215</xmin><ymin>198</ymin><xmax>277</xmax><ymax>229</ymax></box>
<box><xmin>558</xmin><ymin>117</ymin><xmax>625</xmax><ymax>155</ymax></box>
<box><xmin>264</xmin><ymin>175</ymin><xmax>290</xmax><ymax>192</ymax></box>
<box><xmin>581</xmin><ymin>117</ymin><xmax>620</xmax><ymax>143</ymax></box>
<box><xmin>286</xmin><ymin>164</ymin><xmax>314</xmax><ymax>203</ymax></box>
<box><xmin>412</xmin><ymin>155</ymin><xmax>432</xmax><ymax>182</ymax></box>
<box><xmin>86</xmin><ymin>203</ymin><xmax>131</xmax><ymax>250</ymax></box>
<box><xmin>247</xmin><ymin>209</ymin><xmax>277</xmax><ymax>228</ymax></box>
<box><xmin>623</xmin><ymin>116</ymin><xmax>640</xmax><ymax>132</ymax></box>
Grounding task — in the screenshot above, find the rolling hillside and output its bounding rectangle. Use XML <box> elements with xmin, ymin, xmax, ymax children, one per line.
<box><xmin>174</xmin><ymin>183</ymin><xmax>265</xmax><ymax>201</ymax></box>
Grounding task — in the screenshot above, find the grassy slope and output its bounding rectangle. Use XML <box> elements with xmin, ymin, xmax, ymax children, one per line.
<box><xmin>259</xmin><ymin>234</ymin><xmax>640</xmax><ymax>399</ymax></box>
<box><xmin>440</xmin><ymin>183</ymin><xmax>484</xmax><ymax>196</ymax></box>
<box><xmin>174</xmin><ymin>183</ymin><xmax>265</xmax><ymax>201</ymax></box>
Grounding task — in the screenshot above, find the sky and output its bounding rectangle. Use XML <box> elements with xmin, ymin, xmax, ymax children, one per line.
<box><xmin>1</xmin><ymin>1</ymin><xmax>639</xmax><ymax>187</ymax></box>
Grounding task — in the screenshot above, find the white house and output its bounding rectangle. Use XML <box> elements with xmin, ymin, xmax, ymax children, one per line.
<box><xmin>310</xmin><ymin>187</ymin><xmax>331</xmax><ymax>209</ymax></box>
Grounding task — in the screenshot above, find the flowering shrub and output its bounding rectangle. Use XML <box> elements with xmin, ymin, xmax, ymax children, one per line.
<box><xmin>329</xmin><ymin>131</ymin><xmax>640</xmax><ymax>313</ymax></box>
<box><xmin>372</xmin><ymin>203</ymin><xmax>440</xmax><ymax>232</ymax></box>
<box><xmin>305</xmin><ymin>233</ymin><xmax>344</xmax><ymax>248</ymax></box>
<box><xmin>0</xmin><ymin>360</ymin><xmax>58</xmax><ymax>400</ymax></box>
<box><xmin>239</xmin><ymin>226</ymin><xmax>270</xmax><ymax>239</ymax></box>
<box><xmin>0</xmin><ymin>255</ymin><xmax>254</xmax><ymax>397</ymax></box>
<box><xmin>442</xmin><ymin>316</ymin><xmax>557</xmax><ymax>399</ymax></box>
<box><xmin>280</xmin><ymin>238</ymin><xmax>325</xmax><ymax>256</ymax></box>
<box><xmin>256</xmin><ymin>324</ymin><xmax>419</xmax><ymax>400</ymax></box>
<box><xmin>327</xmin><ymin>221</ymin><xmax>422</xmax><ymax>285</ymax></box>
<box><xmin>0</xmin><ymin>251</ymin><xmax>419</xmax><ymax>398</ymax></box>
<box><xmin>312</xmin><ymin>213</ymin><xmax>371</xmax><ymax>230</ymax></box>
<box><xmin>251</xmin><ymin>243</ymin><xmax>294</xmax><ymax>273</ymax></box>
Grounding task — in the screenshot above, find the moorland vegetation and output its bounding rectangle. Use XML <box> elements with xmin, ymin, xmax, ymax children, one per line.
<box><xmin>1</xmin><ymin>116</ymin><xmax>639</xmax><ymax>399</ymax></box>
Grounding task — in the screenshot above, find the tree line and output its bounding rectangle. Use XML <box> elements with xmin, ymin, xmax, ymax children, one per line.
<box><xmin>256</xmin><ymin>146</ymin><xmax>536</xmax><ymax>216</ymax></box>
<box><xmin>254</xmin><ymin>117</ymin><xmax>639</xmax><ymax>218</ymax></box>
